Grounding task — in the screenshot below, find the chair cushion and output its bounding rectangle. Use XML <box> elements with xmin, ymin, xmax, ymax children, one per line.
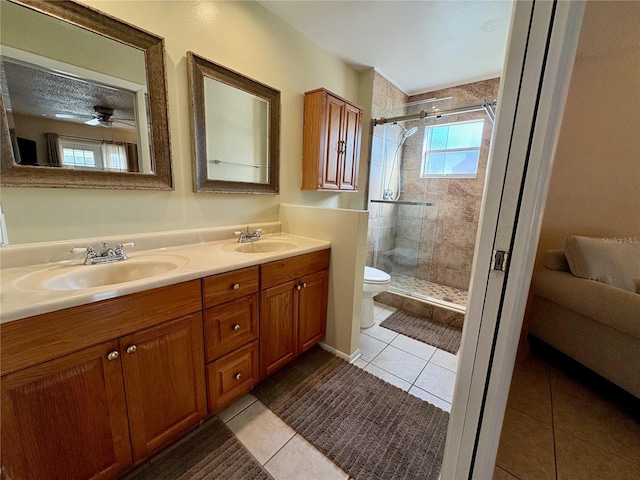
<box><xmin>563</xmin><ymin>236</ymin><xmax>640</xmax><ymax>292</ymax></box>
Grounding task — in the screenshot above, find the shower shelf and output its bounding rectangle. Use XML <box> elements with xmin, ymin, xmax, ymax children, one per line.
<box><xmin>370</xmin><ymin>200</ymin><xmax>435</xmax><ymax>206</ymax></box>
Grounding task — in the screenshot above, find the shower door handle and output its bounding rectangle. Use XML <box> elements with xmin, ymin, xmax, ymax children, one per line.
<box><xmin>337</xmin><ymin>140</ymin><xmax>346</xmax><ymax>154</ymax></box>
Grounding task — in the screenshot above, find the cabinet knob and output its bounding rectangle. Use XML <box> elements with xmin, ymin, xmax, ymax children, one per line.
<box><xmin>296</xmin><ymin>285</ymin><xmax>302</xmax><ymax>291</ymax></box>
<box><xmin>234</xmin><ymin>373</ymin><xmax>242</xmax><ymax>381</ymax></box>
<box><xmin>107</xmin><ymin>351</ymin><xmax>119</xmax><ymax>361</ymax></box>
<box><xmin>233</xmin><ymin>324</ymin><xmax>241</xmax><ymax>331</ymax></box>
<box><xmin>302</xmin><ymin>282</ymin><xmax>307</xmax><ymax>288</ymax></box>
<box><xmin>126</xmin><ymin>345</ymin><xmax>137</xmax><ymax>355</ymax></box>
<box><xmin>232</xmin><ymin>283</ymin><xmax>240</xmax><ymax>290</ymax></box>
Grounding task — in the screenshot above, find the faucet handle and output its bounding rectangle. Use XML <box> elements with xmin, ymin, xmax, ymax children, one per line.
<box><xmin>254</xmin><ymin>228</ymin><xmax>262</xmax><ymax>237</ymax></box>
<box><xmin>71</xmin><ymin>247</ymin><xmax>88</xmax><ymax>254</ymax></box>
<box><xmin>116</xmin><ymin>242</ymin><xmax>135</xmax><ymax>249</ymax></box>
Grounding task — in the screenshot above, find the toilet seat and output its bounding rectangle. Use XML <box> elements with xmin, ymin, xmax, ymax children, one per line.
<box><xmin>364</xmin><ymin>266</ymin><xmax>391</xmax><ymax>284</ymax></box>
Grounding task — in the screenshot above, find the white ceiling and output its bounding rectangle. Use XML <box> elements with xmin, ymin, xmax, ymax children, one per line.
<box><xmin>258</xmin><ymin>0</ymin><xmax>514</xmax><ymax>95</ymax></box>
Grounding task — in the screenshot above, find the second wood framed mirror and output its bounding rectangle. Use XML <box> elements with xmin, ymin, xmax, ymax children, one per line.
<box><xmin>187</xmin><ymin>52</ymin><xmax>280</xmax><ymax>194</ymax></box>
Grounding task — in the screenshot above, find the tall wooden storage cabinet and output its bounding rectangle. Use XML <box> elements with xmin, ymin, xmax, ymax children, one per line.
<box><xmin>302</xmin><ymin>88</ymin><xmax>363</xmax><ymax>191</ymax></box>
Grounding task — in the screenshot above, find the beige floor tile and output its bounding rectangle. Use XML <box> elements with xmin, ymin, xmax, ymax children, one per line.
<box><xmin>373</xmin><ymin>302</ymin><xmax>389</xmax><ymax>316</ymax></box>
<box><xmin>361</xmin><ymin>323</ymin><xmax>399</xmax><ymax>343</ymax></box>
<box><xmin>414</xmin><ymin>362</ymin><xmax>456</xmax><ymax>403</ymax></box>
<box><xmin>364</xmin><ymin>363</ymin><xmax>412</xmax><ymax>391</ymax></box>
<box><xmin>550</xmin><ymin>367</ymin><xmax>640</xmax><ymax>464</ymax></box>
<box><xmin>375</xmin><ymin>306</ymin><xmax>397</xmax><ymax>322</ymax></box>
<box><xmin>408</xmin><ymin>386</ymin><xmax>451</xmax><ymax>412</ymax></box>
<box><xmin>506</xmin><ymin>367</ymin><xmax>552</xmax><ymax>425</ymax></box>
<box><xmin>226</xmin><ymin>400</ymin><xmax>296</xmax><ymax>464</ymax></box>
<box><xmin>555</xmin><ymin>429</ymin><xmax>640</xmax><ymax>480</ymax></box>
<box><xmin>369</xmin><ymin>345</ymin><xmax>428</xmax><ymax>383</ymax></box>
<box><xmin>493</xmin><ymin>466</ymin><xmax>519</xmax><ymax>480</ymax></box>
<box><xmin>495</xmin><ymin>407</ymin><xmax>556</xmax><ymax>480</ymax></box>
<box><xmin>218</xmin><ymin>393</ymin><xmax>257</xmax><ymax>423</ymax></box>
<box><xmin>265</xmin><ymin>434</ymin><xmax>348</xmax><ymax>480</ymax></box>
<box><xmin>390</xmin><ymin>333</ymin><xmax>437</xmax><ymax>360</ymax></box>
<box><xmin>358</xmin><ymin>332</ymin><xmax>387</xmax><ymax>362</ymax></box>
<box><xmin>430</xmin><ymin>349</ymin><xmax>459</xmax><ymax>372</ymax></box>
<box><xmin>353</xmin><ymin>358</ymin><xmax>368</xmax><ymax>369</ymax></box>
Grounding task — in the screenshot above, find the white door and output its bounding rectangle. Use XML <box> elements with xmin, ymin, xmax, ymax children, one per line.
<box><xmin>441</xmin><ymin>1</ymin><xmax>586</xmax><ymax>478</ymax></box>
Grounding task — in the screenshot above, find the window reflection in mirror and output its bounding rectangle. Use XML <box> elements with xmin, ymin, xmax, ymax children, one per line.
<box><xmin>0</xmin><ymin>0</ymin><xmax>152</xmax><ymax>174</ymax></box>
<box><xmin>0</xmin><ymin>0</ymin><xmax>173</xmax><ymax>190</ymax></box>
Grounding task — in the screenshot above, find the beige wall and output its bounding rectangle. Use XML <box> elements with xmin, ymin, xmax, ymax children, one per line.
<box><xmin>1</xmin><ymin>0</ymin><xmax>365</xmax><ymax>244</ymax></box>
<box><xmin>535</xmin><ymin>33</ymin><xmax>640</xmax><ymax>260</ymax></box>
<box><xmin>281</xmin><ymin>203</ymin><xmax>369</xmax><ymax>357</ymax></box>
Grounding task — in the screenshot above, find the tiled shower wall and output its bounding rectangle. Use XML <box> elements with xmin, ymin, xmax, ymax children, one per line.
<box><xmin>404</xmin><ymin>78</ymin><xmax>500</xmax><ymax>290</ymax></box>
<box><xmin>365</xmin><ymin>72</ymin><xmax>408</xmax><ymax>267</ymax></box>
<box><xmin>366</xmin><ymin>75</ymin><xmax>500</xmax><ymax>293</ymax></box>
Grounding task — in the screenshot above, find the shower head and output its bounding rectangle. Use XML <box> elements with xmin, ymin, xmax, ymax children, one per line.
<box><xmin>402</xmin><ymin>126</ymin><xmax>419</xmax><ymax>139</ymax></box>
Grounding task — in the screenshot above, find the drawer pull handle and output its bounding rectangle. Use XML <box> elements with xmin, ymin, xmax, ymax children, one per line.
<box><xmin>232</xmin><ymin>283</ymin><xmax>240</xmax><ymax>290</ymax></box>
<box><xmin>234</xmin><ymin>373</ymin><xmax>242</xmax><ymax>381</ymax></box>
<box><xmin>126</xmin><ymin>345</ymin><xmax>137</xmax><ymax>355</ymax></box>
<box><xmin>233</xmin><ymin>324</ymin><xmax>241</xmax><ymax>331</ymax></box>
<box><xmin>107</xmin><ymin>351</ymin><xmax>119</xmax><ymax>361</ymax></box>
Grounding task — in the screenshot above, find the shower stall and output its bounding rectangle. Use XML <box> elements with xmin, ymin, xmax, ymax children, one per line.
<box><xmin>367</xmin><ymin>95</ymin><xmax>497</xmax><ymax>312</ymax></box>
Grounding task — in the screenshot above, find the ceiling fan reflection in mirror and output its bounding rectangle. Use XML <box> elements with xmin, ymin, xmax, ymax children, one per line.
<box><xmin>55</xmin><ymin>105</ymin><xmax>135</xmax><ymax>128</ymax></box>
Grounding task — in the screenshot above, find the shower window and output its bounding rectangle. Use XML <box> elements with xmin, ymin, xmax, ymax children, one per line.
<box><xmin>421</xmin><ymin>119</ymin><xmax>484</xmax><ymax>178</ymax></box>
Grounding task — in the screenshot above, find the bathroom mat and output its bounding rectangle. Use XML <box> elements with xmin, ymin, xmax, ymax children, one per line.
<box><xmin>123</xmin><ymin>416</ymin><xmax>272</xmax><ymax>480</ymax></box>
<box><xmin>254</xmin><ymin>347</ymin><xmax>449</xmax><ymax>480</ymax></box>
<box><xmin>380</xmin><ymin>309</ymin><xmax>462</xmax><ymax>354</ymax></box>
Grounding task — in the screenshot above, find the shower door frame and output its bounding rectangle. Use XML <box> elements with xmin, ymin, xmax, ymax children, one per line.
<box><xmin>440</xmin><ymin>1</ymin><xmax>586</xmax><ymax>479</ymax></box>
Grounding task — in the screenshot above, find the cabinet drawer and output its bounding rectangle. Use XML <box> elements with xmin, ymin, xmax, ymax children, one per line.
<box><xmin>204</xmin><ymin>295</ymin><xmax>259</xmax><ymax>362</ymax></box>
<box><xmin>206</xmin><ymin>341</ymin><xmax>259</xmax><ymax>413</ymax></box>
<box><xmin>260</xmin><ymin>249</ymin><xmax>330</xmax><ymax>289</ymax></box>
<box><xmin>202</xmin><ymin>266</ymin><xmax>259</xmax><ymax>308</ymax></box>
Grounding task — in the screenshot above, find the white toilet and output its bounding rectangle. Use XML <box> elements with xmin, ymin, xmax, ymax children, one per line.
<box><xmin>361</xmin><ymin>266</ymin><xmax>391</xmax><ymax>329</ymax></box>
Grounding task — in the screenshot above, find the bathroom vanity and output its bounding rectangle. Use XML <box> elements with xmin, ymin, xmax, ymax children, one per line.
<box><xmin>0</xmin><ymin>232</ymin><xmax>330</xmax><ymax>479</ymax></box>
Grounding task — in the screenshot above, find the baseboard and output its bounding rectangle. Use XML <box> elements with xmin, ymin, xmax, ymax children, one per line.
<box><xmin>319</xmin><ymin>342</ymin><xmax>362</xmax><ymax>363</ymax></box>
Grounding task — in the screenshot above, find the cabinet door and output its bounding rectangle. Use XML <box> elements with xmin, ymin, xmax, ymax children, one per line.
<box><xmin>1</xmin><ymin>341</ymin><xmax>131</xmax><ymax>480</ymax></box>
<box><xmin>321</xmin><ymin>95</ymin><xmax>345</xmax><ymax>190</ymax></box>
<box><xmin>260</xmin><ymin>280</ymin><xmax>298</xmax><ymax>379</ymax></box>
<box><xmin>120</xmin><ymin>313</ymin><xmax>206</xmax><ymax>461</ymax></box>
<box><xmin>340</xmin><ymin>103</ymin><xmax>361</xmax><ymax>191</ymax></box>
<box><xmin>298</xmin><ymin>269</ymin><xmax>329</xmax><ymax>354</ymax></box>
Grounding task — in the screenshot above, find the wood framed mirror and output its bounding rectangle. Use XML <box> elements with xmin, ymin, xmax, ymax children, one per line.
<box><xmin>0</xmin><ymin>0</ymin><xmax>173</xmax><ymax>190</ymax></box>
<box><xmin>187</xmin><ymin>52</ymin><xmax>280</xmax><ymax>194</ymax></box>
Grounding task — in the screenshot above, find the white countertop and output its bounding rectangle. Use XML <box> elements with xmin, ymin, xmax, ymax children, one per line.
<box><xmin>0</xmin><ymin>233</ymin><xmax>330</xmax><ymax>324</ymax></box>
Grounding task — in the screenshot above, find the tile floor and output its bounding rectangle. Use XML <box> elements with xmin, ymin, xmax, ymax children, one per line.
<box><xmin>356</xmin><ymin>301</ymin><xmax>459</xmax><ymax>412</ymax></box>
<box><xmin>218</xmin><ymin>301</ymin><xmax>458</xmax><ymax>479</ymax></box>
<box><xmin>494</xmin><ymin>341</ymin><xmax>640</xmax><ymax>480</ymax></box>
<box><xmin>219</xmin><ymin>303</ymin><xmax>639</xmax><ymax>480</ymax></box>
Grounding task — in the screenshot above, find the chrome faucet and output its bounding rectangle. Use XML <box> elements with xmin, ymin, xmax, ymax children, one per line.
<box><xmin>72</xmin><ymin>241</ymin><xmax>135</xmax><ymax>265</ymax></box>
<box><xmin>234</xmin><ymin>227</ymin><xmax>262</xmax><ymax>243</ymax></box>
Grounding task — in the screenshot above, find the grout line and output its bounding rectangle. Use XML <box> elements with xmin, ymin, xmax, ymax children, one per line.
<box><xmin>549</xmin><ymin>363</ymin><xmax>559</xmax><ymax>480</ymax></box>
<box><xmin>221</xmin><ymin>395</ymin><xmax>258</xmax><ymax>424</ymax></box>
<box><xmin>261</xmin><ymin>432</ymin><xmax>297</xmax><ymax>467</ymax></box>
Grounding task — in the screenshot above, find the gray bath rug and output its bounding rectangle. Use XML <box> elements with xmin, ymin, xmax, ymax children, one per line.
<box><xmin>380</xmin><ymin>309</ymin><xmax>462</xmax><ymax>354</ymax></box>
<box><xmin>123</xmin><ymin>416</ymin><xmax>272</xmax><ymax>480</ymax></box>
<box><xmin>254</xmin><ymin>347</ymin><xmax>449</xmax><ymax>480</ymax></box>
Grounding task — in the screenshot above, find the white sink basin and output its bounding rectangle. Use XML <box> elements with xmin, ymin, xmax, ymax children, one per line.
<box><xmin>16</xmin><ymin>255</ymin><xmax>189</xmax><ymax>291</ymax></box>
<box><xmin>223</xmin><ymin>240</ymin><xmax>298</xmax><ymax>254</ymax></box>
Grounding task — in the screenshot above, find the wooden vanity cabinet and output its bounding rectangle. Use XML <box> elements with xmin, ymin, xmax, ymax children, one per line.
<box><xmin>202</xmin><ymin>266</ymin><xmax>260</xmax><ymax>413</ymax></box>
<box><xmin>0</xmin><ymin>280</ymin><xmax>205</xmax><ymax>479</ymax></box>
<box><xmin>1</xmin><ymin>340</ymin><xmax>131</xmax><ymax>480</ymax></box>
<box><xmin>302</xmin><ymin>88</ymin><xmax>362</xmax><ymax>192</ymax></box>
<box><xmin>259</xmin><ymin>250</ymin><xmax>330</xmax><ymax>379</ymax></box>
<box><xmin>119</xmin><ymin>313</ymin><xmax>206</xmax><ymax>461</ymax></box>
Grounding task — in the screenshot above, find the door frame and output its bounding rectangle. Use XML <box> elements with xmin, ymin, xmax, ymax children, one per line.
<box><xmin>441</xmin><ymin>1</ymin><xmax>586</xmax><ymax>478</ymax></box>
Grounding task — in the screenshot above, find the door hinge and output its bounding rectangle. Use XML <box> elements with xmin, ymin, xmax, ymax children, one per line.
<box><xmin>491</xmin><ymin>250</ymin><xmax>510</xmax><ymax>272</ymax></box>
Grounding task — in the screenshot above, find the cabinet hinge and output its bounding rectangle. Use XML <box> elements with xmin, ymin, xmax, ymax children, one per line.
<box><xmin>491</xmin><ymin>250</ymin><xmax>510</xmax><ymax>272</ymax></box>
